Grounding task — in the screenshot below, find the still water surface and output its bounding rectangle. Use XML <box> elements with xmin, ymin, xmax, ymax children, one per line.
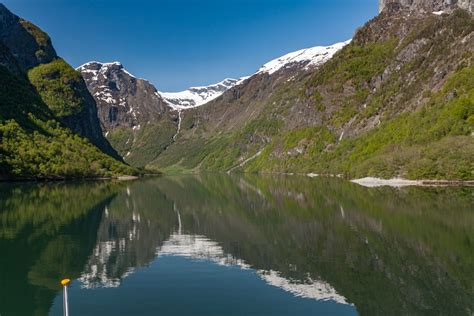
<box><xmin>0</xmin><ymin>175</ymin><xmax>473</xmax><ymax>315</ymax></box>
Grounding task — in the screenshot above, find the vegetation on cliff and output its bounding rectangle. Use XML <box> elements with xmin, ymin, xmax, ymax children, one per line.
<box><xmin>27</xmin><ymin>59</ymin><xmax>85</xmax><ymax>117</ymax></box>
<box><xmin>0</xmin><ymin>6</ymin><xmax>136</xmax><ymax>179</ymax></box>
<box><xmin>0</xmin><ymin>65</ymin><xmax>136</xmax><ymax>179</ymax></box>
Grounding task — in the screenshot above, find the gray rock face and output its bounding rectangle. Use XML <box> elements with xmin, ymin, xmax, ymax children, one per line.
<box><xmin>61</xmin><ymin>79</ymin><xmax>122</xmax><ymax>159</ymax></box>
<box><xmin>0</xmin><ymin>41</ymin><xmax>21</xmax><ymax>75</ymax></box>
<box><xmin>379</xmin><ymin>0</ymin><xmax>473</xmax><ymax>13</ymax></box>
<box><xmin>79</xmin><ymin>62</ymin><xmax>178</xmax><ymax>167</ymax></box>
<box><xmin>0</xmin><ymin>4</ymin><xmax>56</xmax><ymax>70</ymax></box>
<box><xmin>78</xmin><ymin>61</ymin><xmax>170</xmax><ymax>132</ymax></box>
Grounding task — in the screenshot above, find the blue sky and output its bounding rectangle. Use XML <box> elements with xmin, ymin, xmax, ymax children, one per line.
<box><xmin>3</xmin><ymin>0</ymin><xmax>377</xmax><ymax>91</ymax></box>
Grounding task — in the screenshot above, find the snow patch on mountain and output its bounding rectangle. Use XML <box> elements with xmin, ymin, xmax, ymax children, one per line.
<box><xmin>77</xmin><ymin>61</ymin><xmax>137</xmax><ymax>81</ymax></box>
<box><xmin>256</xmin><ymin>40</ymin><xmax>351</xmax><ymax>75</ymax></box>
<box><xmin>77</xmin><ymin>61</ymin><xmax>138</xmax><ymax>108</ymax></box>
<box><xmin>160</xmin><ymin>78</ymin><xmax>246</xmax><ymax>110</ymax></box>
<box><xmin>78</xmin><ymin>40</ymin><xmax>350</xmax><ymax>112</ymax></box>
<box><xmin>160</xmin><ymin>40</ymin><xmax>349</xmax><ymax>110</ymax></box>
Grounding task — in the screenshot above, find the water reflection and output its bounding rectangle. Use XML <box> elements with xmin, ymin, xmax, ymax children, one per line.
<box><xmin>158</xmin><ymin>231</ymin><xmax>350</xmax><ymax>304</ymax></box>
<box><xmin>0</xmin><ymin>175</ymin><xmax>473</xmax><ymax>315</ymax></box>
<box><xmin>0</xmin><ymin>181</ymin><xmax>116</xmax><ymax>316</ymax></box>
<box><xmin>79</xmin><ymin>185</ymin><xmax>175</xmax><ymax>289</ymax></box>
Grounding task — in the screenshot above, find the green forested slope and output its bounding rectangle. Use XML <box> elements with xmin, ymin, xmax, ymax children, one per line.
<box><xmin>27</xmin><ymin>59</ymin><xmax>86</xmax><ymax>117</ymax></box>
<box><xmin>0</xmin><ymin>5</ymin><xmax>135</xmax><ymax>179</ymax></box>
<box><xmin>150</xmin><ymin>10</ymin><xmax>473</xmax><ymax>180</ymax></box>
<box><xmin>0</xmin><ymin>65</ymin><xmax>135</xmax><ymax>178</ymax></box>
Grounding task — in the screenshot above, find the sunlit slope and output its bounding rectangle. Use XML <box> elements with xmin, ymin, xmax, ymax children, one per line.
<box><xmin>151</xmin><ymin>10</ymin><xmax>473</xmax><ymax>180</ymax></box>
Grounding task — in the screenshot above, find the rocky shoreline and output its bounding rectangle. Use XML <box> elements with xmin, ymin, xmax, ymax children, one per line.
<box><xmin>350</xmin><ymin>177</ymin><xmax>474</xmax><ymax>188</ymax></box>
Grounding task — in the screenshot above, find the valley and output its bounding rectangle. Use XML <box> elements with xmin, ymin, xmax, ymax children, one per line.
<box><xmin>0</xmin><ymin>2</ymin><xmax>473</xmax><ymax>315</ymax></box>
<box><xmin>79</xmin><ymin>8</ymin><xmax>473</xmax><ymax>181</ymax></box>
<box><xmin>0</xmin><ymin>0</ymin><xmax>472</xmax><ymax>181</ymax></box>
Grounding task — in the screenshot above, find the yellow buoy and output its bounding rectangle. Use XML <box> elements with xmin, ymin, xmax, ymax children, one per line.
<box><xmin>61</xmin><ymin>278</ymin><xmax>71</xmax><ymax>286</ymax></box>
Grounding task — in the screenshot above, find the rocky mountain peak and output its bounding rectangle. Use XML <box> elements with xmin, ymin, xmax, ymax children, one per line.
<box><xmin>0</xmin><ymin>3</ymin><xmax>56</xmax><ymax>69</ymax></box>
<box><xmin>78</xmin><ymin>61</ymin><xmax>171</xmax><ymax>132</ymax></box>
<box><xmin>78</xmin><ymin>61</ymin><xmax>178</xmax><ymax>166</ymax></box>
<box><xmin>78</xmin><ymin>61</ymin><xmax>135</xmax><ymax>85</ymax></box>
<box><xmin>379</xmin><ymin>0</ymin><xmax>473</xmax><ymax>13</ymax></box>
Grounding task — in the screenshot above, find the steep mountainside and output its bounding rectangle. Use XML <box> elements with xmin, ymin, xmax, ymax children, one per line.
<box><xmin>0</xmin><ymin>4</ymin><xmax>134</xmax><ymax>178</ymax></box>
<box><xmin>0</xmin><ymin>4</ymin><xmax>118</xmax><ymax>158</ymax></box>
<box><xmin>0</xmin><ymin>4</ymin><xmax>56</xmax><ymax>70</ymax></box>
<box><xmin>149</xmin><ymin>9</ymin><xmax>473</xmax><ymax>180</ymax></box>
<box><xmin>78</xmin><ymin>61</ymin><xmax>177</xmax><ymax>168</ymax></box>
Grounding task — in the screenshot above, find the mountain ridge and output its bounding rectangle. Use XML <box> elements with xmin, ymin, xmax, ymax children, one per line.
<box><xmin>77</xmin><ymin>8</ymin><xmax>474</xmax><ymax>180</ymax></box>
<box><xmin>81</xmin><ymin>40</ymin><xmax>351</xmax><ymax>112</ymax></box>
<box><xmin>3</xmin><ymin>1</ymin><xmax>470</xmax><ymax>180</ymax></box>
<box><xmin>160</xmin><ymin>78</ymin><xmax>244</xmax><ymax>110</ymax></box>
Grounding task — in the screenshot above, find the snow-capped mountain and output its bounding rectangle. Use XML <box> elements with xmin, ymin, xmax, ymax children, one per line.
<box><xmin>256</xmin><ymin>40</ymin><xmax>351</xmax><ymax>75</ymax></box>
<box><xmin>78</xmin><ymin>40</ymin><xmax>349</xmax><ymax>166</ymax></box>
<box><xmin>159</xmin><ymin>40</ymin><xmax>349</xmax><ymax>110</ymax></box>
<box><xmin>77</xmin><ymin>61</ymin><xmax>171</xmax><ymax>132</ymax></box>
<box><xmin>160</xmin><ymin>77</ymin><xmax>248</xmax><ymax>110</ymax></box>
<box><xmin>77</xmin><ymin>61</ymin><xmax>177</xmax><ymax>163</ymax></box>
<box><xmin>79</xmin><ymin>41</ymin><xmax>349</xmax><ymax>114</ymax></box>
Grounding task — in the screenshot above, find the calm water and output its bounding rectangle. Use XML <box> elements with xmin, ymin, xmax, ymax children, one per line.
<box><xmin>0</xmin><ymin>175</ymin><xmax>473</xmax><ymax>316</ymax></box>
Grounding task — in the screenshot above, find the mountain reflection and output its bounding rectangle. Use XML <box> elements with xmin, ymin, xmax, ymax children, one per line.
<box><xmin>158</xmin><ymin>231</ymin><xmax>351</xmax><ymax>304</ymax></box>
<box><xmin>0</xmin><ymin>175</ymin><xmax>473</xmax><ymax>316</ymax></box>
<box><xmin>79</xmin><ymin>185</ymin><xmax>175</xmax><ymax>289</ymax></box>
<box><xmin>0</xmin><ymin>181</ymin><xmax>118</xmax><ymax>316</ymax></box>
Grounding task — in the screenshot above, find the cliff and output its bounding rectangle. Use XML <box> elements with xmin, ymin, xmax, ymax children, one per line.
<box><xmin>78</xmin><ymin>61</ymin><xmax>177</xmax><ymax>168</ymax></box>
<box><xmin>379</xmin><ymin>0</ymin><xmax>473</xmax><ymax>13</ymax></box>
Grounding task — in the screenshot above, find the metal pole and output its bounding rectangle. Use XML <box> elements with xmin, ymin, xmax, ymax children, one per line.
<box><xmin>61</xmin><ymin>279</ymin><xmax>71</xmax><ymax>316</ymax></box>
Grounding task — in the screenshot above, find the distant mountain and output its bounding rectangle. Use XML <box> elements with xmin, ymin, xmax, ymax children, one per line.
<box><xmin>77</xmin><ymin>61</ymin><xmax>170</xmax><ymax>131</ymax></box>
<box><xmin>0</xmin><ymin>4</ymin><xmax>134</xmax><ymax>179</ymax></box>
<box><xmin>80</xmin><ymin>42</ymin><xmax>350</xmax><ymax>115</ymax></box>
<box><xmin>160</xmin><ymin>41</ymin><xmax>349</xmax><ymax>110</ymax></box>
<box><xmin>79</xmin><ymin>41</ymin><xmax>349</xmax><ymax>168</ymax></box>
<box><xmin>160</xmin><ymin>78</ymin><xmax>245</xmax><ymax>110</ymax></box>
<box><xmin>78</xmin><ymin>61</ymin><xmax>177</xmax><ymax>168</ymax></box>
